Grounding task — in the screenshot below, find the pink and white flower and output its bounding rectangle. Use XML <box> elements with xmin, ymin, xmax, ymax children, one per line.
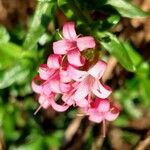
<box><xmin>32</xmin><ymin>54</ymin><xmax>71</xmax><ymax>112</ymax></box>
<box><xmin>82</xmin><ymin>98</ymin><xmax>120</xmax><ymax>137</ymax></box>
<box><xmin>53</xmin><ymin>22</ymin><xmax>96</xmax><ymax>66</ymax></box>
<box><xmin>84</xmin><ymin>98</ymin><xmax>120</xmax><ymax>123</ymax></box>
<box><xmin>63</xmin><ymin>60</ymin><xmax>112</xmax><ymax>107</ymax></box>
<box><xmin>32</xmin><ymin>76</ymin><xmax>69</xmax><ymax>112</ymax></box>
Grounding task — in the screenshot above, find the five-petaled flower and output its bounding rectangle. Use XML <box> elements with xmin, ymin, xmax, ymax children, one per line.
<box><xmin>53</xmin><ymin>22</ymin><xmax>96</xmax><ymax>66</ymax></box>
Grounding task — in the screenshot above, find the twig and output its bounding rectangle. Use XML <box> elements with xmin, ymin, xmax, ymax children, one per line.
<box><xmin>64</xmin><ymin>115</ymin><xmax>84</xmax><ymax>142</ymax></box>
<box><xmin>135</xmin><ymin>131</ymin><xmax>150</xmax><ymax>150</ymax></box>
<box><xmin>102</xmin><ymin>56</ymin><xmax>117</xmax><ymax>83</ymax></box>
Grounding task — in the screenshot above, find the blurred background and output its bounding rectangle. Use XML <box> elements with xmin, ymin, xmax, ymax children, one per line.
<box><xmin>0</xmin><ymin>0</ymin><xmax>150</xmax><ymax>149</ymax></box>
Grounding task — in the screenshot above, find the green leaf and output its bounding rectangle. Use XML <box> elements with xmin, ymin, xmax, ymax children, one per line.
<box><xmin>139</xmin><ymin>79</ymin><xmax>150</xmax><ymax>107</ymax></box>
<box><xmin>58</xmin><ymin>0</ymin><xmax>90</xmax><ymax>23</ymax></box>
<box><xmin>0</xmin><ymin>26</ymin><xmax>10</xmax><ymax>43</ymax></box>
<box><xmin>0</xmin><ymin>42</ymin><xmax>23</xmax><ymax>69</ymax></box>
<box><xmin>97</xmin><ymin>32</ymin><xmax>135</xmax><ymax>72</ymax></box>
<box><xmin>91</xmin><ymin>14</ymin><xmax>120</xmax><ymax>32</ymax></box>
<box><xmin>57</xmin><ymin>0</ymin><xmax>74</xmax><ymax>19</ymax></box>
<box><xmin>123</xmin><ymin>42</ymin><xmax>142</xmax><ymax>66</ymax></box>
<box><xmin>0</xmin><ymin>59</ymin><xmax>31</xmax><ymax>89</ymax></box>
<box><xmin>0</xmin><ymin>42</ymin><xmax>36</xmax><ymax>70</ymax></box>
<box><xmin>137</xmin><ymin>62</ymin><xmax>150</xmax><ymax>77</ymax></box>
<box><xmin>0</xmin><ymin>42</ymin><xmax>23</xmax><ymax>59</ymax></box>
<box><xmin>107</xmin><ymin>0</ymin><xmax>149</xmax><ymax>18</ymax></box>
<box><xmin>23</xmin><ymin>1</ymin><xmax>56</xmax><ymax>50</ymax></box>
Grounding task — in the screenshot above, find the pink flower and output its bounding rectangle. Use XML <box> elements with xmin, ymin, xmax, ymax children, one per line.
<box><xmin>84</xmin><ymin>98</ymin><xmax>120</xmax><ymax>123</ymax></box>
<box><xmin>37</xmin><ymin>93</ymin><xmax>69</xmax><ymax>112</ymax></box>
<box><xmin>53</xmin><ymin>22</ymin><xmax>96</xmax><ymax>66</ymax></box>
<box><xmin>32</xmin><ymin>54</ymin><xmax>71</xmax><ymax>112</ymax></box>
<box><xmin>31</xmin><ymin>21</ymin><xmax>120</xmax><ymax>130</ymax></box>
<box><xmin>64</xmin><ymin>60</ymin><xmax>112</xmax><ymax>107</ymax></box>
<box><xmin>83</xmin><ymin>98</ymin><xmax>120</xmax><ymax>137</ymax></box>
<box><xmin>32</xmin><ymin>76</ymin><xmax>69</xmax><ymax>112</ymax></box>
<box><xmin>62</xmin><ymin>82</ymin><xmax>89</xmax><ymax>107</ymax></box>
<box><xmin>40</xmin><ymin>54</ymin><xmax>71</xmax><ymax>93</ymax></box>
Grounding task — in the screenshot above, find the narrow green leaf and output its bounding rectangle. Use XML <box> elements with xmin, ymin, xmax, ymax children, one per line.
<box><xmin>123</xmin><ymin>42</ymin><xmax>142</xmax><ymax>66</ymax></box>
<box><xmin>107</xmin><ymin>0</ymin><xmax>149</xmax><ymax>18</ymax></box>
<box><xmin>140</xmin><ymin>79</ymin><xmax>150</xmax><ymax>107</ymax></box>
<box><xmin>23</xmin><ymin>2</ymin><xmax>56</xmax><ymax>50</ymax></box>
<box><xmin>97</xmin><ymin>32</ymin><xmax>135</xmax><ymax>72</ymax></box>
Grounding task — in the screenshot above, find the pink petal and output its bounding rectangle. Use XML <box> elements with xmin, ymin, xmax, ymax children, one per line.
<box><xmin>89</xmin><ymin>114</ymin><xmax>103</xmax><ymax>123</ymax></box>
<box><xmin>87</xmin><ymin>108</ymin><xmax>97</xmax><ymax>115</ymax></box>
<box><xmin>62</xmin><ymin>93</ymin><xmax>74</xmax><ymax>106</ymax></box>
<box><xmin>74</xmin><ymin>79</ymin><xmax>90</xmax><ymax>101</ymax></box>
<box><xmin>42</xmin><ymin>82</ymin><xmax>52</xmax><ymax>96</ymax></box>
<box><xmin>49</xmin><ymin>79</ymin><xmax>61</xmax><ymax>93</ymax></box>
<box><xmin>67</xmin><ymin>65</ymin><xmax>87</xmax><ymax>81</ymax></box>
<box><xmin>60</xmin><ymin>82</ymin><xmax>71</xmax><ymax>93</ymax></box>
<box><xmin>47</xmin><ymin>54</ymin><xmax>61</xmax><ymax>69</ymax></box>
<box><xmin>53</xmin><ymin>40</ymin><xmax>73</xmax><ymax>54</ymax></box>
<box><xmin>38</xmin><ymin>95</ymin><xmax>50</xmax><ymax>109</ymax></box>
<box><xmin>32</xmin><ymin>76</ymin><xmax>43</xmax><ymax>94</ymax></box>
<box><xmin>50</xmin><ymin>99</ymin><xmax>69</xmax><ymax>112</ymax></box>
<box><xmin>88</xmin><ymin>60</ymin><xmax>107</xmax><ymax>79</ymax></box>
<box><xmin>38</xmin><ymin>64</ymin><xmax>56</xmax><ymax>80</ymax></box>
<box><xmin>47</xmin><ymin>71</ymin><xmax>61</xmax><ymax>93</ymax></box>
<box><xmin>59</xmin><ymin>69</ymin><xmax>72</xmax><ymax>83</ymax></box>
<box><xmin>97</xmin><ymin>99</ymin><xmax>110</xmax><ymax>112</ymax></box>
<box><xmin>77</xmin><ymin>36</ymin><xmax>96</xmax><ymax>51</ymax></box>
<box><xmin>67</xmin><ymin>49</ymin><xmax>85</xmax><ymax>66</ymax></box>
<box><xmin>92</xmin><ymin>80</ymin><xmax>112</xmax><ymax>99</ymax></box>
<box><xmin>105</xmin><ymin>105</ymin><xmax>120</xmax><ymax>121</ymax></box>
<box><xmin>76</xmin><ymin>98</ymin><xmax>89</xmax><ymax>107</ymax></box>
<box><xmin>62</xmin><ymin>22</ymin><xmax>77</xmax><ymax>40</ymax></box>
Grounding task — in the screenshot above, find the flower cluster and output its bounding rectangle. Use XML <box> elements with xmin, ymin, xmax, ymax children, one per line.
<box><xmin>32</xmin><ymin>22</ymin><xmax>120</xmax><ymax>136</ymax></box>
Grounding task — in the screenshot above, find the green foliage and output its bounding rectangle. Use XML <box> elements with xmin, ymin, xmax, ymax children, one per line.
<box><xmin>114</xmin><ymin>56</ymin><xmax>150</xmax><ymax>125</ymax></box>
<box><xmin>106</xmin><ymin>0</ymin><xmax>149</xmax><ymax>18</ymax></box>
<box><xmin>58</xmin><ymin>0</ymin><xmax>91</xmax><ymax>23</ymax></box>
<box><xmin>23</xmin><ymin>1</ymin><xmax>56</xmax><ymax>50</ymax></box>
<box><xmin>96</xmin><ymin>32</ymin><xmax>135</xmax><ymax>72</ymax></box>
